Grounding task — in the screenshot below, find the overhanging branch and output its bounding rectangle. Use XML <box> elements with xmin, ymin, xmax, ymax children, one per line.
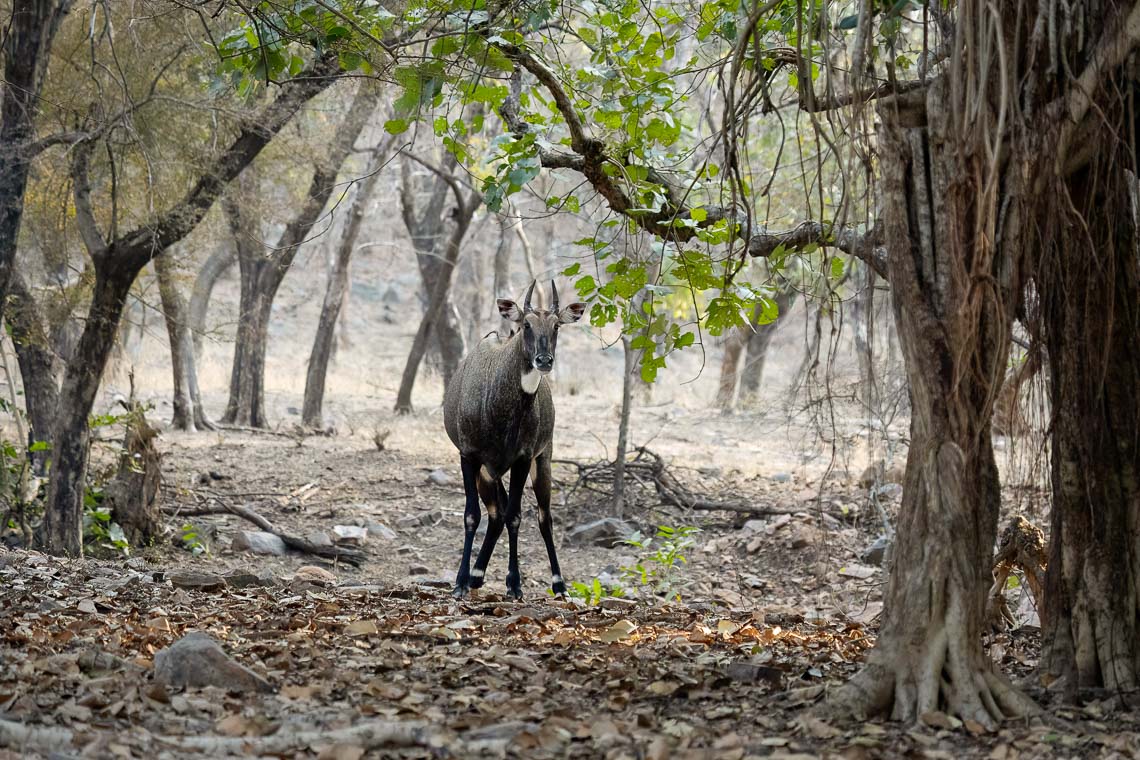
<box><xmin>747</xmin><ymin>221</ymin><xmax>887</xmax><ymax>279</ymax></box>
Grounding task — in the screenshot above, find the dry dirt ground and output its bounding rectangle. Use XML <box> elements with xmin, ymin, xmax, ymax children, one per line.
<box><xmin>2</xmin><ymin>255</ymin><xmax>1135</xmax><ymax>757</ymax></box>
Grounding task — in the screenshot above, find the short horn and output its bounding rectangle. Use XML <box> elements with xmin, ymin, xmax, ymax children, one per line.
<box><xmin>550</xmin><ymin>280</ymin><xmax>559</xmax><ymax>313</ymax></box>
<box><xmin>523</xmin><ymin>280</ymin><xmax>536</xmax><ymax>312</ymax></box>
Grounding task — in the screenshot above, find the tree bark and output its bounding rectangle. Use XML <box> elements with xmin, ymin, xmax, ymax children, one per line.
<box><xmin>851</xmin><ymin>263</ymin><xmax>879</xmax><ymax>417</ymax></box>
<box><xmin>302</xmin><ymin>137</ymin><xmax>392</xmax><ymax>428</ymax></box>
<box><xmin>6</xmin><ymin>273</ymin><xmax>59</xmax><ymax>472</ymax></box>
<box><xmin>41</xmin><ymin>56</ymin><xmax>342</xmax><ymax>556</ymax></box>
<box><xmin>155</xmin><ymin>251</ymin><xmax>211</xmax><ymax>430</ymax></box>
<box><xmin>1039</xmin><ymin>156</ymin><xmax>1140</xmax><ymax>695</ymax></box>
<box><xmin>0</xmin><ymin>0</ymin><xmax>73</xmax><ymax>325</ymax></box>
<box><xmin>612</xmin><ymin>335</ymin><xmax>635</xmax><ymax>517</ymax></box>
<box><xmin>715</xmin><ymin>328</ymin><xmax>746</xmax><ymax>412</ymax></box>
<box><xmin>825</xmin><ymin>75</ymin><xmax>1036</xmax><ymax>727</ymax></box>
<box><xmin>738</xmin><ymin>285</ymin><xmax>795</xmax><ymax>407</ymax></box>
<box><xmin>222</xmin><ymin>82</ymin><xmax>379</xmax><ymax>427</ymax></box>
<box><xmin>400</xmin><ymin>157</ymin><xmax>468</xmax><ymax>385</ymax></box>
<box><xmin>189</xmin><ymin>246</ymin><xmax>236</xmax><ymax>356</ymax></box>
<box><xmin>394</xmin><ymin>185</ymin><xmax>479</xmax><ymax>414</ymax></box>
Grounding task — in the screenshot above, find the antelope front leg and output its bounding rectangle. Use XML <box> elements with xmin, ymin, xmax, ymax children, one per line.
<box><xmin>504</xmin><ymin>458</ymin><xmax>530</xmax><ymax>600</ymax></box>
<box><xmin>453</xmin><ymin>456</ymin><xmax>482</xmax><ymax>598</ymax></box>
<box><xmin>470</xmin><ymin>477</ymin><xmax>506</xmax><ymax>589</ymax></box>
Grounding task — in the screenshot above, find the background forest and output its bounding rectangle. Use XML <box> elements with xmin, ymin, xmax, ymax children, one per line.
<box><xmin>1</xmin><ymin>0</ymin><xmax>1139</xmax><ymax>757</ymax></box>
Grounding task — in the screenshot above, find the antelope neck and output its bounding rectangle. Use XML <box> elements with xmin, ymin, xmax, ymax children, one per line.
<box><xmin>506</xmin><ymin>330</ymin><xmax>543</xmax><ymax>395</ymax></box>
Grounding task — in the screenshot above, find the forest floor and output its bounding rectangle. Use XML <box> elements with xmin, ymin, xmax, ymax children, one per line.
<box><xmin>2</xmin><ymin>405</ymin><xmax>1135</xmax><ymax>759</ymax></box>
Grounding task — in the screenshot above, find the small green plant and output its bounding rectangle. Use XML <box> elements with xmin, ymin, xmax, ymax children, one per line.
<box><xmin>561</xmin><ymin>577</ymin><xmax>626</xmax><ymax>605</ymax></box>
<box><xmin>620</xmin><ymin>525</ymin><xmax>701</xmax><ymax>601</ymax></box>
<box><xmin>179</xmin><ymin>523</ymin><xmax>208</xmax><ymax>556</ymax></box>
<box><xmin>82</xmin><ymin>486</ymin><xmax>129</xmax><ymax>556</ymax></box>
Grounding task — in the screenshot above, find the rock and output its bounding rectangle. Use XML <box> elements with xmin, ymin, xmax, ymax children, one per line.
<box><xmin>331</xmin><ymin>525</ymin><xmax>368</xmax><ymax>546</ymax></box>
<box><xmin>741</xmin><ymin>519</ymin><xmax>766</xmax><ymax>534</ymax></box>
<box><xmin>223</xmin><ymin>569</ymin><xmax>276</xmax><ymax>589</ymax></box>
<box><xmin>365</xmin><ymin>522</ymin><xmax>397</xmax><ymax>541</ymax></box>
<box><xmin>153</xmin><ymin>632</ymin><xmax>274</xmax><ymax>693</ymax></box>
<box><xmin>770</xmin><ymin>472</ymin><xmax>792</xmax><ymax>483</ymax></box>
<box><xmin>766</xmin><ymin>514</ymin><xmax>792</xmax><ymax>534</ymax></box>
<box><xmin>426</xmin><ymin>469</ymin><xmax>452</xmax><ymax>486</ymax></box>
<box><xmin>746</xmin><ymin>536</ymin><xmax>764</xmax><ymax>554</ymax></box>
<box><xmin>397</xmin><ymin>511</ymin><xmax>442</xmax><ymax>528</ymax></box>
<box><xmin>860</xmin><ymin>535</ymin><xmax>892</xmax><ymax>567</ymax></box>
<box><xmin>168</xmin><ymin>571</ymin><xmax>227</xmax><ymax>592</ymax></box>
<box><xmin>231</xmin><ymin>531</ymin><xmax>287</xmax><ymax>556</ymax></box>
<box><xmin>294</xmin><ymin>566</ymin><xmax>337</xmax><ymax>586</ymax></box>
<box><xmin>408</xmin><ymin>564</ymin><xmax>431</xmax><ymax>576</ymax></box>
<box><xmin>305</xmin><ymin>531</ymin><xmax>334</xmax><ymax>550</ymax></box>
<box><xmin>788</xmin><ymin>524</ymin><xmax>819</xmax><ymax>550</ymax></box>
<box><xmin>566</xmin><ymin>518</ymin><xmax>638</xmax><ymax>548</ymax></box>
<box><xmin>837</xmin><ymin>563</ymin><xmax>877</xmax><ymax>580</ymax></box>
<box><xmin>859</xmin><ymin>461</ymin><xmax>906</xmax><ymax>488</ymax></box>
<box><xmin>598</xmin><ymin>597</ymin><xmax>638</xmax><ymax>611</ymax></box>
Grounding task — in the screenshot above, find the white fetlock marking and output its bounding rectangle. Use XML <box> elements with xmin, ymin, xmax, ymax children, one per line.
<box><xmin>520</xmin><ymin>368</ymin><xmax>541</xmax><ymax>394</ymax></box>
<box><xmin>471</xmin><ymin>568</ymin><xmax>484</xmax><ymax>578</ymax></box>
<box><xmin>551</xmin><ymin>575</ymin><xmax>563</xmax><ymax>585</ymax></box>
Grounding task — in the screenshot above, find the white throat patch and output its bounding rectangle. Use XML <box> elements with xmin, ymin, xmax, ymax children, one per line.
<box><xmin>520</xmin><ymin>367</ymin><xmax>542</xmax><ymax>394</ymax></box>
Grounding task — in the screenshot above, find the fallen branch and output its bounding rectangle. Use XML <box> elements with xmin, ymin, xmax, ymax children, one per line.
<box><xmin>554</xmin><ymin>447</ymin><xmax>797</xmax><ymax>516</ymax></box>
<box><xmin>164</xmin><ymin>499</ymin><xmax>366</xmax><ymax>566</ymax></box>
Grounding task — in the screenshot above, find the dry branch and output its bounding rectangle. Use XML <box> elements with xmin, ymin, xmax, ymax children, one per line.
<box><xmin>554</xmin><ymin>447</ymin><xmax>796</xmax><ymax>516</ymax></box>
<box><xmin>165</xmin><ymin>497</ymin><xmax>366</xmax><ymax>565</ymax></box>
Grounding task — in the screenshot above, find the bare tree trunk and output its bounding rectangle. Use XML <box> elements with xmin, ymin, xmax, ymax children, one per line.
<box><xmin>189</xmin><ymin>246</ymin><xmax>236</xmax><ymax>356</ymax></box>
<box><xmin>493</xmin><ymin>215</ymin><xmax>514</xmax><ymax>334</ymax></box>
<box><xmin>0</xmin><ymin>0</ymin><xmax>73</xmax><ymax>325</ymax></box>
<box><xmin>302</xmin><ymin>138</ymin><xmax>392</xmax><ymax>428</ymax></box>
<box><xmin>394</xmin><ymin>186</ymin><xmax>479</xmax><ymax>414</ymax></box>
<box><xmin>400</xmin><ymin>158</ymin><xmax>467</xmax><ymax>385</ymax></box>
<box><xmin>155</xmin><ymin>252</ymin><xmax>211</xmax><ymax>431</ymax></box>
<box><xmin>612</xmin><ymin>335</ymin><xmax>635</xmax><ymax>517</ymax></box>
<box><xmin>7</xmin><ymin>273</ymin><xmax>59</xmax><ymax>472</ymax></box>
<box><xmin>222</xmin><ymin>82</ymin><xmax>379</xmax><ymax>428</ymax></box>
<box><xmin>715</xmin><ymin>330</ymin><xmax>746</xmax><ymax>412</ymax></box>
<box><xmin>738</xmin><ymin>286</ymin><xmax>795</xmax><ymax>407</ymax></box>
<box><xmin>1039</xmin><ymin>154</ymin><xmax>1140</xmax><ymax>695</ymax></box>
<box><xmin>849</xmin><ymin>262</ymin><xmax>880</xmax><ymax>420</ymax></box>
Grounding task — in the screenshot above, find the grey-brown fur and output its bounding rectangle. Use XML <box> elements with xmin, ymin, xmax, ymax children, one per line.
<box><xmin>442</xmin><ymin>281</ymin><xmax>585</xmax><ymax>598</ymax></box>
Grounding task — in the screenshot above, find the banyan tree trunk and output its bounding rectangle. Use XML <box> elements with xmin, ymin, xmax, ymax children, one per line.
<box><xmin>825</xmin><ymin>74</ymin><xmax>1036</xmax><ymax>727</ymax></box>
<box><xmin>1039</xmin><ymin>143</ymin><xmax>1140</xmax><ymax>695</ymax></box>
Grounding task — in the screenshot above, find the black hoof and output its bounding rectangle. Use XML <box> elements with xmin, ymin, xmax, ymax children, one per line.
<box><xmin>469</xmin><ymin>575</ymin><xmax>485</xmax><ymax>590</ymax></box>
<box><xmin>551</xmin><ymin>580</ymin><xmax>567</xmax><ymax>597</ymax></box>
<box><xmin>452</xmin><ymin>585</ymin><xmax>470</xmax><ymax>599</ymax></box>
<box><xmin>505</xmin><ymin>587</ymin><xmax>523</xmax><ymax>600</ymax></box>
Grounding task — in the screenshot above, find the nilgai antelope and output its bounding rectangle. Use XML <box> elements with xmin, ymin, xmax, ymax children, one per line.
<box><xmin>443</xmin><ymin>280</ymin><xmax>586</xmax><ymax>599</ymax></box>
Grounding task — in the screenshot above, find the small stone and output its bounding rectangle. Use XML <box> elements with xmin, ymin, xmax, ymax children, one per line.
<box><xmin>746</xmin><ymin>536</ymin><xmax>764</xmax><ymax>554</ymax></box>
<box><xmin>788</xmin><ymin>524</ymin><xmax>819</xmax><ymax>550</ymax></box>
<box><xmin>397</xmin><ymin>511</ymin><xmax>442</xmax><ymax>528</ymax></box>
<box><xmin>365</xmin><ymin>522</ymin><xmax>397</xmax><ymax>541</ymax></box>
<box><xmin>154</xmin><ymin>631</ymin><xmax>274</xmax><ymax>693</ymax></box>
<box><xmin>231</xmin><ymin>531</ymin><xmax>287</xmax><ymax>556</ymax></box>
<box><xmin>168</xmin><ymin>571</ymin><xmax>227</xmax><ymax>592</ymax></box>
<box><xmin>598</xmin><ymin>597</ymin><xmax>638</xmax><ymax>611</ymax></box>
<box><xmin>741</xmin><ymin>519</ymin><xmax>766</xmax><ymax>534</ymax></box>
<box><xmin>408</xmin><ymin>564</ymin><xmax>431</xmax><ymax>576</ymax></box>
<box><xmin>861</xmin><ymin>535</ymin><xmax>892</xmax><ymax>567</ymax></box>
<box><xmin>331</xmin><ymin>525</ymin><xmax>368</xmax><ymax>546</ymax></box>
<box><xmin>305</xmin><ymin>531</ymin><xmax>334</xmax><ymax>550</ymax></box>
<box><xmin>426</xmin><ymin>469</ymin><xmax>452</xmax><ymax>486</ymax></box>
<box><xmin>565</xmin><ymin>518</ymin><xmax>637</xmax><ymax>548</ymax></box>
<box><xmin>294</xmin><ymin>566</ymin><xmax>336</xmax><ymax>586</ymax></box>
<box><xmin>223</xmin><ymin>569</ymin><xmax>275</xmax><ymax>589</ymax></box>
<box><xmin>770</xmin><ymin>472</ymin><xmax>792</xmax><ymax>483</ymax></box>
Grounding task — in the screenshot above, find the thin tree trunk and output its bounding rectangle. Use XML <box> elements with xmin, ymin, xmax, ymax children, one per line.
<box><xmin>223</xmin><ymin>82</ymin><xmax>379</xmax><ymax>427</ymax></box>
<box><xmin>612</xmin><ymin>335</ymin><xmax>635</xmax><ymax>517</ymax></box>
<box><xmin>852</xmin><ymin>263</ymin><xmax>879</xmax><ymax>418</ymax></box>
<box><xmin>493</xmin><ymin>215</ymin><xmax>514</xmax><ymax>334</ymax></box>
<box><xmin>155</xmin><ymin>251</ymin><xmax>211</xmax><ymax>431</ymax></box>
<box><xmin>738</xmin><ymin>286</ymin><xmax>795</xmax><ymax>407</ymax></box>
<box><xmin>7</xmin><ymin>273</ymin><xmax>59</xmax><ymax>472</ymax></box>
<box><xmin>394</xmin><ymin>193</ymin><xmax>478</xmax><ymax>414</ymax></box>
<box><xmin>189</xmin><ymin>246</ymin><xmax>236</xmax><ymax>356</ymax></box>
<box><xmin>302</xmin><ymin>138</ymin><xmax>392</xmax><ymax>428</ymax></box>
<box><xmin>0</xmin><ymin>0</ymin><xmax>73</xmax><ymax>325</ymax></box>
<box><xmin>715</xmin><ymin>330</ymin><xmax>746</xmax><ymax>412</ymax></box>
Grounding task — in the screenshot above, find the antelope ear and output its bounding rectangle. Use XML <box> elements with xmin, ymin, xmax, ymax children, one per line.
<box><xmin>559</xmin><ymin>302</ymin><xmax>587</xmax><ymax>324</ymax></box>
<box><xmin>498</xmin><ymin>299</ymin><xmax>524</xmax><ymax>323</ymax></box>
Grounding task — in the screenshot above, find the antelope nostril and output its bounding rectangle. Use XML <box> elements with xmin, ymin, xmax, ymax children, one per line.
<box><xmin>535</xmin><ymin>355</ymin><xmax>554</xmax><ymax>371</ymax></box>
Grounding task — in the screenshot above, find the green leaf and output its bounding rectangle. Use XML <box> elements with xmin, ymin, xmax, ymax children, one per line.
<box><xmin>384</xmin><ymin>118</ymin><xmax>410</xmax><ymax>134</ymax></box>
<box><xmin>690</xmin><ymin>207</ymin><xmax>707</xmax><ymax>222</ymax></box>
<box><xmin>563</xmin><ymin>262</ymin><xmax>581</xmax><ymax>276</ymax></box>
